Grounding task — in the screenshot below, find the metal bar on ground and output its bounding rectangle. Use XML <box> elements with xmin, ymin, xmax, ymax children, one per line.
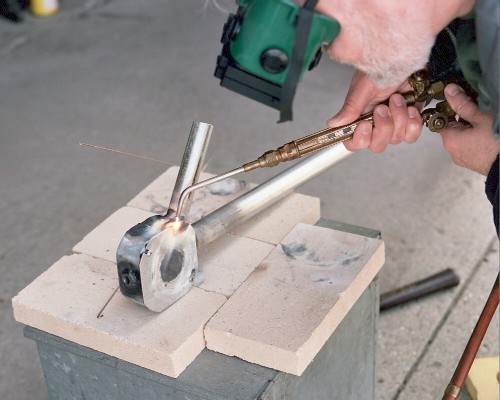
<box><xmin>380</xmin><ymin>268</ymin><xmax>460</xmax><ymax>311</ymax></box>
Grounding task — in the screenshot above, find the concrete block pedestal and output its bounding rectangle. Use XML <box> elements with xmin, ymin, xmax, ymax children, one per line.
<box><xmin>22</xmin><ymin>219</ymin><xmax>381</xmax><ymax>400</ymax></box>
<box><xmin>25</xmin><ymin>278</ymin><xmax>378</xmax><ymax>400</ymax></box>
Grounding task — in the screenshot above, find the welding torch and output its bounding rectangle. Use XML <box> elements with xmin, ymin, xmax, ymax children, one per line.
<box><xmin>176</xmin><ymin>102</ymin><xmax>406</xmax><ymax>216</ymax></box>
<box><xmin>176</xmin><ymin>70</ymin><xmax>465</xmax><ymax>217</ymax></box>
<box><xmin>175</xmin><ymin>110</ymin><xmax>376</xmax><ymax>216</ymax></box>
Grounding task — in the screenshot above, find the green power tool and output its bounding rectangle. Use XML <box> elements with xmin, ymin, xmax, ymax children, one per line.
<box><xmin>214</xmin><ymin>0</ymin><xmax>340</xmax><ymax>122</ymax></box>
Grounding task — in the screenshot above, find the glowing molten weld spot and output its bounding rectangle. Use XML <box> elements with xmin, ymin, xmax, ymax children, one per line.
<box><xmin>164</xmin><ymin>217</ymin><xmax>190</xmax><ymax>236</ymax></box>
<box><xmin>160</xmin><ymin>217</ymin><xmax>186</xmax><ymax>234</ymax></box>
<box><xmin>171</xmin><ymin>219</ymin><xmax>183</xmax><ymax>234</ymax></box>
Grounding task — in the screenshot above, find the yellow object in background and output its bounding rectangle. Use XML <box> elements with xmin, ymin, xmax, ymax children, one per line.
<box><xmin>465</xmin><ymin>356</ymin><xmax>500</xmax><ymax>400</ymax></box>
<box><xmin>30</xmin><ymin>0</ymin><xmax>59</xmax><ymax>16</ymax></box>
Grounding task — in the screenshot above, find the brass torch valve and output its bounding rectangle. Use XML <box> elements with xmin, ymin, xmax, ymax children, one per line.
<box><xmin>407</xmin><ymin>70</ymin><xmax>459</xmax><ymax>132</ymax></box>
<box><xmin>421</xmin><ymin>100</ymin><xmax>457</xmax><ymax>132</ymax></box>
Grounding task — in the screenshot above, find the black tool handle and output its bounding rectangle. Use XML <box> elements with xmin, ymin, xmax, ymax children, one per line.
<box><xmin>380</xmin><ymin>268</ymin><xmax>460</xmax><ymax>311</ymax></box>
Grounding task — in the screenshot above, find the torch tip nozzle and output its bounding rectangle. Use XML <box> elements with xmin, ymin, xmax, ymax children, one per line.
<box><xmin>242</xmin><ymin>159</ymin><xmax>261</xmax><ymax>172</ymax></box>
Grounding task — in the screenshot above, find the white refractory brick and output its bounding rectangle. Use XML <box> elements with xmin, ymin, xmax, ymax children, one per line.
<box><xmin>72</xmin><ymin>206</ymin><xmax>154</xmax><ymax>263</ymax></box>
<box><xmin>195</xmin><ymin>234</ymin><xmax>275</xmax><ymax>297</ymax></box>
<box><xmin>12</xmin><ymin>254</ymin><xmax>226</xmax><ymax>378</ymax></box>
<box><xmin>205</xmin><ymin>223</ymin><xmax>385</xmax><ymax>376</ymax></box>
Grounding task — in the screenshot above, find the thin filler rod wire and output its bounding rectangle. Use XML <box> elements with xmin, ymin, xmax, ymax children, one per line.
<box><xmin>176</xmin><ymin>166</ymin><xmax>245</xmax><ymax>217</ymax></box>
<box><xmin>79</xmin><ymin>142</ymin><xmax>176</xmax><ymax>166</ymax></box>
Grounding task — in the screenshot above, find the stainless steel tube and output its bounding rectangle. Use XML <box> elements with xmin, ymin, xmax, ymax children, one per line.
<box><xmin>193</xmin><ymin>145</ymin><xmax>352</xmax><ymax>246</ymax></box>
<box><xmin>168</xmin><ymin>122</ymin><xmax>213</xmax><ymax>216</ymax></box>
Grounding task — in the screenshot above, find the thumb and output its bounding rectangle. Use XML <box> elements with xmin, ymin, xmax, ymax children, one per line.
<box><xmin>328</xmin><ymin>84</ymin><xmax>376</xmax><ymax>127</ymax></box>
<box><xmin>328</xmin><ymin>101</ymin><xmax>364</xmax><ymax>127</ymax></box>
<box><xmin>444</xmin><ymin>83</ymin><xmax>478</xmax><ymax>125</ymax></box>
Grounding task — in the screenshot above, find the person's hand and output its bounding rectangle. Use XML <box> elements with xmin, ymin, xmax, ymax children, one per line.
<box><xmin>440</xmin><ymin>83</ymin><xmax>500</xmax><ymax>176</ymax></box>
<box><xmin>328</xmin><ymin>70</ymin><xmax>424</xmax><ymax>153</ymax></box>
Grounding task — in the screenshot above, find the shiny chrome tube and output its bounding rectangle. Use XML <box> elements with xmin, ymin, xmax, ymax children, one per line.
<box><xmin>193</xmin><ymin>144</ymin><xmax>352</xmax><ymax>246</ymax></box>
<box><xmin>168</xmin><ymin>122</ymin><xmax>213</xmax><ymax>216</ymax></box>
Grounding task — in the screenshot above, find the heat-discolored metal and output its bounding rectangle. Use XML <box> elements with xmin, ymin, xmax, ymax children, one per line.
<box><xmin>116</xmin><ymin>122</ymin><xmax>212</xmax><ymax>307</ymax></box>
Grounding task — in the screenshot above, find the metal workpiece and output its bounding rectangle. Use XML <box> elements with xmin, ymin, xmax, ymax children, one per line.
<box><xmin>158</xmin><ymin>145</ymin><xmax>351</xmax><ymax>312</ymax></box>
<box><xmin>117</xmin><ymin>220</ymin><xmax>192</xmax><ymax>311</ymax></box>
<box><xmin>169</xmin><ymin>121</ymin><xmax>213</xmax><ymax>217</ymax></box>
<box><xmin>192</xmin><ymin>144</ymin><xmax>352</xmax><ymax>247</ymax></box>
<box><xmin>116</xmin><ymin>121</ymin><xmax>212</xmax><ymax>307</ymax></box>
<box><xmin>128</xmin><ymin>139</ymin><xmax>350</xmax><ymax>312</ymax></box>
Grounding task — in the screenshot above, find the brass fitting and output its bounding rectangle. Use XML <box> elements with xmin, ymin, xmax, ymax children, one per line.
<box><xmin>243</xmin><ymin>142</ymin><xmax>300</xmax><ymax>171</ymax></box>
<box><xmin>421</xmin><ymin>100</ymin><xmax>456</xmax><ymax>132</ymax></box>
<box><xmin>427</xmin><ymin>81</ymin><xmax>446</xmax><ymax>100</ymax></box>
<box><xmin>408</xmin><ymin>70</ymin><xmax>429</xmax><ymax>100</ymax></box>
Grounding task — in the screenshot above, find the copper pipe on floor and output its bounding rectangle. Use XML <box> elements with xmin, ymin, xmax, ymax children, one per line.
<box><xmin>442</xmin><ymin>273</ymin><xmax>499</xmax><ymax>399</ymax></box>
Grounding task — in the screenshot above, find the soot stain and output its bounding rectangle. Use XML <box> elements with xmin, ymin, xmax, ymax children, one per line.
<box><xmin>281</xmin><ymin>242</ymin><xmax>333</xmax><ymax>267</ymax></box>
<box><xmin>281</xmin><ymin>242</ymin><xmax>307</xmax><ymax>259</ymax></box>
<box><xmin>146</xmin><ymin>195</ymin><xmax>168</xmax><ymax>214</ymax></box>
<box><xmin>254</xmin><ymin>262</ymin><xmax>269</xmax><ymax>273</ymax></box>
<box><xmin>342</xmin><ymin>255</ymin><xmax>362</xmax><ymax>266</ymax></box>
<box><xmin>208</xmin><ymin>179</ymin><xmax>246</xmax><ymax>196</ymax></box>
<box><xmin>307</xmin><ymin>251</ymin><xmax>320</xmax><ymax>263</ymax></box>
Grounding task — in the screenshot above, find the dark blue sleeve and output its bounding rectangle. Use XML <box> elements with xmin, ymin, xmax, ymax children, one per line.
<box><xmin>485</xmin><ymin>155</ymin><xmax>499</xmax><ymax>236</ymax></box>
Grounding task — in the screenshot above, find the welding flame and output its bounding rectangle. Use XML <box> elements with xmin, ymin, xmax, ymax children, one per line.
<box><xmin>160</xmin><ymin>217</ymin><xmax>185</xmax><ymax>235</ymax></box>
<box><xmin>169</xmin><ymin>217</ymin><xmax>186</xmax><ymax>235</ymax></box>
<box><xmin>172</xmin><ymin>218</ymin><xmax>182</xmax><ymax>231</ymax></box>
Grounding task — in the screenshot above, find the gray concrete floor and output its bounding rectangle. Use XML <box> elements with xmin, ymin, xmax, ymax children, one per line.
<box><xmin>0</xmin><ymin>1</ymin><xmax>498</xmax><ymax>399</ymax></box>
